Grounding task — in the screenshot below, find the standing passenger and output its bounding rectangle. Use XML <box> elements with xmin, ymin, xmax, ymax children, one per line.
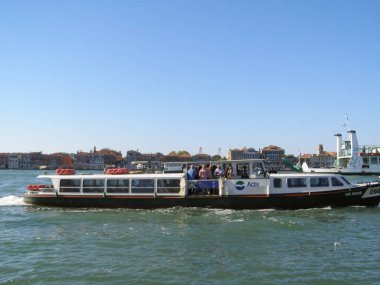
<box><xmin>206</xmin><ymin>164</ymin><xmax>213</xmax><ymax>179</ymax></box>
<box><xmin>226</xmin><ymin>166</ymin><xmax>234</xmax><ymax>179</ymax></box>
<box><xmin>187</xmin><ymin>165</ymin><xmax>196</xmax><ymax>180</ymax></box>
<box><xmin>210</xmin><ymin>165</ymin><xmax>217</xmax><ymax>178</ymax></box>
<box><xmin>195</xmin><ymin>166</ymin><xmax>200</xmax><ymax>180</ymax></box>
<box><xmin>199</xmin><ymin>165</ymin><xmax>209</xmax><ymax>180</ymax></box>
<box><xmin>241</xmin><ymin>166</ymin><xmax>249</xmax><ymax>178</ymax></box>
<box><xmin>214</xmin><ymin>165</ymin><xmax>224</xmax><ymax>178</ymax></box>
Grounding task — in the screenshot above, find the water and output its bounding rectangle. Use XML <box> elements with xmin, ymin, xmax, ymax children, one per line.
<box><xmin>1</xmin><ymin>170</ymin><xmax>380</xmax><ymax>284</ymax></box>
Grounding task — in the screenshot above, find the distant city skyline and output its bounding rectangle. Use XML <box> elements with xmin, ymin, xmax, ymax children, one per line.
<box><xmin>1</xmin><ymin>1</ymin><xmax>379</xmax><ymax>156</ymax></box>
<box><xmin>0</xmin><ymin>140</ymin><xmax>343</xmax><ymax>157</ymax></box>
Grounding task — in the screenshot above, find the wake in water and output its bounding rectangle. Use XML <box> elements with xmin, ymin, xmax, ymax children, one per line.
<box><xmin>0</xmin><ymin>195</ymin><xmax>26</xmax><ymax>206</ymax></box>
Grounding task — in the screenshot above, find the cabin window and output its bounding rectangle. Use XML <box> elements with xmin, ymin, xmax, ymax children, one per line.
<box><xmin>273</xmin><ymin>178</ymin><xmax>282</xmax><ymax>188</ymax></box>
<box><xmin>363</xmin><ymin>158</ymin><xmax>369</xmax><ymax>164</ymax></box>
<box><xmin>107</xmin><ymin>179</ymin><xmax>130</xmax><ymax>193</ymax></box>
<box><xmin>60</xmin><ymin>179</ymin><xmax>81</xmax><ymax>193</ymax></box>
<box><xmin>83</xmin><ymin>179</ymin><xmax>104</xmax><ymax>193</ymax></box>
<box><xmin>287</xmin><ymin>178</ymin><xmax>307</xmax><ymax>188</ymax></box>
<box><xmin>331</xmin><ymin>177</ymin><xmax>344</xmax><ymax>186</ymax></box>
<box><xmin>340</xmin><ymin>177</ymin><xmax>350</xmax><ymax>185</ymax></box>
<box><xmin>310</xmin><ymin>177</ymin><xmax>329</xmax><ymax>187</ymax></box>
<box><xmin>157</xmin><ymin>179</ymin><xmax>181</xmax><ymax>194</ymax></box>
<box><xmin>370</xmin><ymin>157</ymin><xmax>378</xmax><ymax>165</ymax></box>
<box><xmin>131</xmin><ymin>179</ymin><xmax>155</xmax><ymax>194</ymax></box>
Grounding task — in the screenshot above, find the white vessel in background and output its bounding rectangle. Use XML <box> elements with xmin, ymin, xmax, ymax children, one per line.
<box><xmin>302</xmin><ymin>130</ymin><xmax>380</xmax><ymax>175</ymax></box>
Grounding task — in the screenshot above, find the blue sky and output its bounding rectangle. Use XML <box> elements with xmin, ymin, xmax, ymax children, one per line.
<box><xmin>1</xmin><ymin>0</ymin><xmax>379</xmax><ymax>156</ymax></box>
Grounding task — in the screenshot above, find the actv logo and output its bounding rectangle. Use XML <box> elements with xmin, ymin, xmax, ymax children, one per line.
<box><xmin>235</xmin><ymin>181</ymin><xmax>245</xmax><ymax>191</ymax></box>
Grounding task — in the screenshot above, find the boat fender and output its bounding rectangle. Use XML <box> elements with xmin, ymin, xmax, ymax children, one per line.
<box><xmin>56</xmin><ymin>169</ymin><xmax>76</xmax><ymax>175</ymax></box>
<box><xmin>27</xmin><ymin>184</ymin><xmax>50</xmax><ymax>191</ymax></box>
<box><xmin>106</xmin><ymin>168</ymin><xmax>129</xmax><ymax>175</ymax></box>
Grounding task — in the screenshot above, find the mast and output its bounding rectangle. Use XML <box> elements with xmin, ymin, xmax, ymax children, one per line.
<box><xmin>344</xmin><ymin>113</ymin><xmax>350</xmax><ymax>132</ymax></box>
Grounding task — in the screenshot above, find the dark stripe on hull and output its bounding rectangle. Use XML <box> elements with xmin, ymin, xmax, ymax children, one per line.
<box><xmin>23</xmin><ymin>188</ymin><xmax>380</xmax><ymax>210</ymax></box>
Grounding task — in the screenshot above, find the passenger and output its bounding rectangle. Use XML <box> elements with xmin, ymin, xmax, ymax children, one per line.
<box><xmin>210</xmin><ymin>165</ymin><xmax>217</xmax><ymax>178</ymax></box>
<box><xmin>241</xmin><ymin>166</ymin><xmax>249</xmax><ymax>179</ymax></box>
<box><xmin>198</xmin><ymin>165</ymin><xmax>209</xmax><ymax>195</ymax></box>
<box><xmin>187</xmin><ymin>165</ymin><xmax>196</xmax><ymax>180</ymax></box>
<box><xmin>207</xmin><ymin>164</ymin><xmax>215</xmax><ymax>194</ymax></box>
<box><xmin>199</xmin><ymin>165</ymin><xmax>209</xmax><ymax>180</ymax></box>
<box><xmin>226</xmin><ymin>166</ymin><xmax>234</xmax><ymax>179</ymax></box>
<box><xmin>206</xmin><ymin>164</ymin><xmax>212</xmax><ymax>179</ymax></box>
<box><xmin>214</xmin><ymin>165</ymin><xmax>224</xmax><ymax>178</ymax></box>
<box><xmin>194</xmin><ymin>166</ymin><xmax>200</xmax><ymax>180</ymax></box>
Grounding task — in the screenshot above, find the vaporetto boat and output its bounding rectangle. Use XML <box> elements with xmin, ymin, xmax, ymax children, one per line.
<box><xmin>23</xmin><ymin>159</ymin><xmax>380</xmax><ymax>209</ymax></box>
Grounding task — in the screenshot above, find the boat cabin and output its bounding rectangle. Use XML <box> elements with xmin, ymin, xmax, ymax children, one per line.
<box><xmin>38</xmin><ymin>173</ymin><xmax>186</xmax><ymax>196</ymax></box>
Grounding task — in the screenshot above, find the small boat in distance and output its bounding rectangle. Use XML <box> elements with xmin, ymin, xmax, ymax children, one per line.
<box><xmin>302</xmin><ymin>130</ymin><xmax>380</xmax><ymax>175</ymax></box>
<box><xmin>24</xmin><ymin>159</ymin><xmax>380</xmax><ymax>209</ymax></box>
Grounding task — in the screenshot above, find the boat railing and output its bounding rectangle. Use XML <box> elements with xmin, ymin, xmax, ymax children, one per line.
<box><xmin>360</xmin><ymin>145</ymin><xmax>380</xmax><ymax>154</ymax></box>
<box><xmin>187</xmin><ymin>179</ymin><xmax>220</xmax><ymax>195</ymax></box>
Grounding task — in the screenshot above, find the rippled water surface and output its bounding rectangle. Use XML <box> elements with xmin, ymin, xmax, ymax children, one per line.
<box><xmin>1</xmin><ymin>170</ymin><xmax>380</xmax><ymax>284</ymax></box>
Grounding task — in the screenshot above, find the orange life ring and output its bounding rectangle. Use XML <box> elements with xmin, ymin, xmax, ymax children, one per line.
<box><xmin>27</xmin><ymin>184</ymin><xmax>51</xmax><ymax>191</ymax></box>
<box><xmin>56</xmin><ymin>168</ymin><xmax>76</xmax><ymax>175</ymax></box>
<box><xmin>106</xmin><ymin>168</ymin><xmax>129</xmax><ymax>175</ymax></box>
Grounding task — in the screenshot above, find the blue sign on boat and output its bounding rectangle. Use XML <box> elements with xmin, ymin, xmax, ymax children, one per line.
<box><xmin>196</xmin><ymin>180</ymin><xmax>219</xmax><ymax>189</ymax></box>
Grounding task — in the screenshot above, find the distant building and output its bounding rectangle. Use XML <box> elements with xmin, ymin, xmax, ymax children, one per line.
<box><xmin>47</xmin><ymin>153</ymin><xmax>73</xmax><ymax>169</ymax></box>
<box><xmin>0</xmin><ymin>153</ymin><xmax>8</xmax><ymax>169</ymax></box>
<box><xmin>75</xmin><ymin>152</ymin><xmax>91</xmax><ymax>169</ymax></box>
<box><xmin>299</xmin><ymin>154</ymin><xmax>312</xmax><ymax>166</ymax></box>
<box><xmin>228</xmin><ymin>147</ymin><xmax>261</xmax><ymax>160</ymax></box>
<box><xmin>76</xmin><ymin>148</ymin><xmax>123</xmax><ymax>170</ymax></box>
<box><xmin>299</xmin><ymin>144</ymin><xmax>336</xmax><ymax>168</ymax></box>
<box><xmin>0</xmin><ymin>152</ymin><xmax>54</xmax><ymax>169</ymax></box>
<box><xmin>126</xmin><ymin>150</ymin><xmax>142</xmax><ymax>165</ymax></box>
<box><xmin>126</xmin><ymin>150</ymin><xmax>213</xmax><ymax>170</ymax></box>
<box><xmin>164</xmin><ymin>151</ymin><xmax>193</xmax><ymax>163</ymax></box>
<box><xmin>8</xmin><ymin>154</ymin><xmax>20</xmax><ymax>169</ymax></box>
<box><xmin>99</xmin><ymin>149</ymin><xmax>124</xmax><ymax>167</ymax></box>
<box><xmin>126</xmin><ymin>150</ymin><xmax>164</xmax><ymax>170</ymax></box>
<box><xmin>89</xmin><ymin>153</ymin><xmax>105</xmax><ymax>169</ymax></box>
<box><xmin>19</xmin><ymin>154</ymin><xmax>31</xmax><ymax>169</ymax></box>
<box><xmin>10</xmin><ymin>152</ymin><xmax>47</xmax><ymax>169</ymax></box>
<box><xmin>191</xmin><ymin>153</ymin><xmax>212</xmax><ymax>162</ymax></box>
<box><xmin>311</xmin><ymin>153</ymin><xmax>336</xmax><ymax>168</ymax></box>
<box><xmin>88</xmin><ymin>148</ymin><xmax>124</xmax><ymax>169</ymax></box>
<box><xmin>30</xmin><ymin>152</ymin><xmax>46</xmax><ymax>169</ymax></box>
<box><xmin>261</xmin><ymin>145</ymin><xmax>285</xmax><ymax>171</ymax></box>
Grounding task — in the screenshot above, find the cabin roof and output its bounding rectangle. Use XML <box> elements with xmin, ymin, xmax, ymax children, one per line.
<box><xmin>38</xmin><ymin>173</ymin><xmax>186</xmax><ymax>179</ymax></box>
